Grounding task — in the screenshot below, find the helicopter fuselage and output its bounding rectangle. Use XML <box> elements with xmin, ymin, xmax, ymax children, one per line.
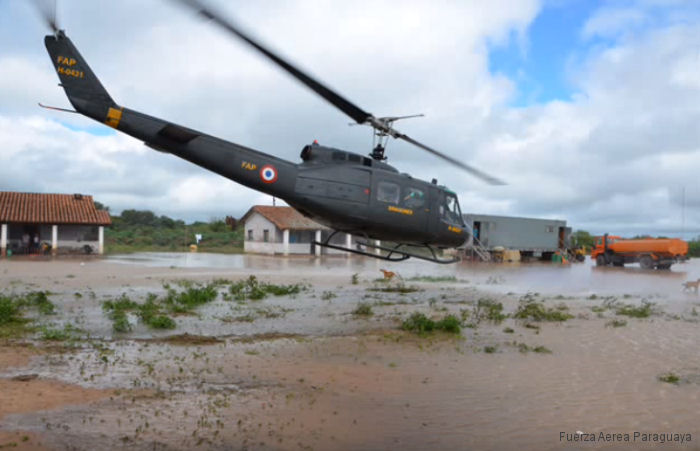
<box><xmin>44</xmin><ymin>31</ymin><xmax>469</xmax><ymax>253</ymax></box>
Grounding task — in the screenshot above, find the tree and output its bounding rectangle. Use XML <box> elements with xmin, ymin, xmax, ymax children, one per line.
<box><xmin>94</xmin><ymin>201</ymin><xmax>110</xmax><ymax>212</ymax></box>
<box><xmin>571</xmin><ymin>230</ymin><xmax>595</xmax><ymax>249</ymax></box>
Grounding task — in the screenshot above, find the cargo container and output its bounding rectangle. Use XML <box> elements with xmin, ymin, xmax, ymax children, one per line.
<box><xmin>462</xmin><ymin>214</ymin><xmax>570</xmax><ymax>260</ymax></box>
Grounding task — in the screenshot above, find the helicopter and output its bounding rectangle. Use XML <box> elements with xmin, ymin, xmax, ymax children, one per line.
<box><xmin>39</xmin><ymin>0</ymin><xmax>504</xmax><ymax>264</ymax></box>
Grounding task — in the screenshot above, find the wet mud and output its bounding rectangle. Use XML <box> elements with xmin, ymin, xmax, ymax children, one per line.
<box><xmin>2</xmin><ymin>255</ymin><xmax>700</xmax><ymax>449</ymax></box>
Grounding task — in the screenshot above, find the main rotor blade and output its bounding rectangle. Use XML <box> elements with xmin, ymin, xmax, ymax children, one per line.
<box><xmin>32</xmin><ymin>0</ymin><xmax>59</xmax><ymax>33</ymax></box>
<box><xmin>397</xmin><ymin>133</ymin><xmax>506</xmax><ymax>185</ymax></box>
<box><xmin>176</xmin><ymin>0</ymin><xmax>372</xmax><ymax>125</ymax></box>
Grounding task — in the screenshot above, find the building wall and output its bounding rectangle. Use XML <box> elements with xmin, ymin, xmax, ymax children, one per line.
<box><xmin>4</xmin><ymin>223</ymin><xmax>100</xmax><ymax>254</ymax></box>
<box><xmin>463</xmin><ymin>214</ymin><xmax>568</xmax><ymax>251</ymax></box>
<box><xmin>243</xmin><ymin>212</ymin><xmax>358</xmax><ymax>255</ymax></box>
<box><xmin>244</xmin><ymin>213</ymin><xmax>279</xmax><ymax>243</ymax></box>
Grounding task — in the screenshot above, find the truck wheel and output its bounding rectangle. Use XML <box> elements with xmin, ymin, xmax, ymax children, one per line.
<box><xmin>596</xmin><ymin>255</ymin><xmax>606</xmax><ymax>266</ymax></box>
<box><xmin>640</xmin><ymin>255</ymin><xmax>654</xmax><ymax>270</ymax></box>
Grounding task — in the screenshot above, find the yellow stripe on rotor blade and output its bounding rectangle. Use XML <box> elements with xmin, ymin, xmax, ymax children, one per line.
<box><xmin>105</xmin><ymin>107</ymin><xmax>123</xmax><ymax>129</ymax></box>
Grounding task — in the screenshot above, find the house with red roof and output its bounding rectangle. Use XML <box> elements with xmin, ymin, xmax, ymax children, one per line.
<box><xmin>0</xmin><ymin>192</ymin><xmax>111</xmax><ymax>257</ymax></box>
<box><xmin>240</xmin><ymin>205</ymin><xmax>356</xmax><ymax>255</ymax></box>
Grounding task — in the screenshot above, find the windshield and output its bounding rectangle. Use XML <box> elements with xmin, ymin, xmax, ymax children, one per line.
<box><xmin>443</xmin><ymin>193</ymin><xmax>464</xmax><ymax>225</ymax></box>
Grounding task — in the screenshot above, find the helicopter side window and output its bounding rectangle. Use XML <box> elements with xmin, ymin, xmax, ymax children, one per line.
<box><xmin>377</xmin><ymin>181</ymin><xmax>400</xmax><ymax>204</ymax></box>
<box><xmin>403</xmin><ymin>187</ymin><xmax>425</xmax><ymax>209</ymax></box>
<box><xmin>332</xmin><ymin>152</ymin><xmax>346</xmax><ymax>161</ymax></box>
<box><xmin>348</xmin><ymin>154</ymin><xmax>361</xmax><ymax>163</ymax></box>
<box><xmin>443</xmin><ymin>193</ymin><xmax>463</xmax><ymax>224</ymax></box>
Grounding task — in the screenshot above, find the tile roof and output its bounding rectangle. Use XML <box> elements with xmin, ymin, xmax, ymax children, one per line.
<box><xmin>241</xmin><ymin>206</ymin><xmax>327</xmax><ymax>231</ymax></box>
<box><xmin>0</xmin><ymin>192</ymin><xmax>111</xmax><ymax>225</ymax></box>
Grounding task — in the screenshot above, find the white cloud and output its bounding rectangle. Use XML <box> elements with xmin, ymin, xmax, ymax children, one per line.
<box><xmin>2</xmin><ymin>0</ymin><xmax>700</xmax><ymax>240</ymax></box>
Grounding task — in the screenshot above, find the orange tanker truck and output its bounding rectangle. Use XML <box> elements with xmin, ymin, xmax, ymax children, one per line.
<box><xmin>591</xmin><ymin>234</ymin><xmax>688</xmax><ymax>270</ymax></box>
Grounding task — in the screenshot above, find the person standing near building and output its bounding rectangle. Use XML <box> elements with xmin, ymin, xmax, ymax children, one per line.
<box><xmin>21</xmin><ymin>232</ymin><xmax>30</xmax><ymax>254</ymax></box>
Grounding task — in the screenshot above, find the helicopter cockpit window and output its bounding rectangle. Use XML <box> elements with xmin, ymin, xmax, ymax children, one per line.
<box><xmin>377</xmin><ymin>181</ymin><xmax>400</xmax><ymax>204</ymax></box>
<box><xmin>403</xmin><ymin>187</ymin><xmax>425</xmax><ymax>209</ymax></box>
<box><xmin>443</xmin><ymin>193</ymin><xmax>463</xmax><ymax>224</ymax></box>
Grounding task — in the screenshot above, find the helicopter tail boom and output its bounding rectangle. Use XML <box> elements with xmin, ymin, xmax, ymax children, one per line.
<box><xmin>43</xmin><ymin>31</ymin><xmax>298</xmax><ymax>199</ymax></box>
<box><xmin>44</xmin><ymin>31</ymin><xmax>116</xmax><ymax>119</ymax></box>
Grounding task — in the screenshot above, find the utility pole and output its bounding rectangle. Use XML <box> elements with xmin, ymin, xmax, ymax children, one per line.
<box><xmin>681</xmin><ymin>185</ymin><xmax>686</xmax><ymax>240</ymax></box>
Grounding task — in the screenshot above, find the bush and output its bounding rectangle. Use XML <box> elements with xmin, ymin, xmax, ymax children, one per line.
<box><xmin>0</xmin><ymin>296</ymin><xmax>21</xmax><ymax>325</ymax></box>
<box><xmin>352</xmin><ymin>302</ymin><xmax>373</xmax><ymax>316</ymax></box>
<box><xmin>513</xmin><ymin>300</ymin><xmax>573</xmax><ymax>322</ymax></box>
<box><xmin>401</xmin><ymin>312</ymin><xmax>460</xmax><ymax>335</ymax></box>
<box><xmin>615</xmin><ymin>301</ymin><xmax>655</xmax><ymax>318</ymax></box>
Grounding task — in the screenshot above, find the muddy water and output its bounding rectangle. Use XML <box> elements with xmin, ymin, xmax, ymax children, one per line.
<box><xmin>1</xmin><ymin>255</ymin><xmax>700</xmax><ymax>450</ymax></box>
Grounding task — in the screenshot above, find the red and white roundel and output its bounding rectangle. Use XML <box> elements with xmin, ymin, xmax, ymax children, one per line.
<box><xmin>260</xmin><ymin>165</ymin><xmax>278</xmax><ymax>183</ymax></box>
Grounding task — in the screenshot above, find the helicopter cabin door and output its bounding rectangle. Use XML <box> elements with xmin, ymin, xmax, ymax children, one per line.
<box><xmin>371</xmin><ymin>177</ymin><xmax>430</xmax><ymax>239</ymax></box>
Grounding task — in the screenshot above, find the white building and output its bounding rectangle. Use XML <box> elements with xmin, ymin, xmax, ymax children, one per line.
<box><xmin>1</xmin><ymin>192</ymin><xmax>111</xmax><ymax>257</ymax></box>
<box><xmin>241</xmin><ymin>205</ymin><xmax>356</xmax><ymax>256</ymax></box>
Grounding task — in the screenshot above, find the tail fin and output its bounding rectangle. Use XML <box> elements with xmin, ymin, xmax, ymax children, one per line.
<box><xmin>44</xmin><ymin>31</ymin><xmax>116</xmax><ymax>119</ymax></box>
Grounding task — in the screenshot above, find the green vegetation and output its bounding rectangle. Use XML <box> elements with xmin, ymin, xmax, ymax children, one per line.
<box><xmin>0</xmin><ymin>291</ymin><xmax>56</xmax><ymax>338</ymax></box>
<box><xmin>658</xmin><ymin>372</ymin><xmax>680</xmax><ymax>384</ymax></box>
<box><xmin>503</xmin><ymin>327</ymin><xmax>514</xmax><ymax>333</ymax></box>
<box><xmin>368</xmin><ymin>285</ymin><xmax>421</xmax><ymax>294</ymax></box>
<box><xmin>40</xmin><ymin>323</ymin><xmax>83</xmax><ymax>341</ymax></box>
<box><xmin>102</xmin><ymin>277</ymin><xmax>303</xmax><ymax>332</ymax></box>
<box><xmin>472</xmin><ymin>298</ymin><xmax>507</xmax><ymax>324</ymax></box>
<box><xmin>351</xmin><ymin>273</ymin><xmax>359</xmax><ymax>285</ymax></box>
<box><xmin>483</xmin><ymin>345</ymin><xmax>498</xmax><ymax>354</ymax></box>
<box><xmin>105</xmin><ymin>208</ymin><xmax>243</xmax><ymax>254</ymax></box>
<box><xmin>688</xmin><ymin>238</ymin><xmax>700</xmax><ymax>258</ymax></box>
<box><xmin>615</xmin><ymin>301</ymin><xmax>656</xmax><ymax>318</ymax></box>
<box><xmin>352</xmin><ymin>302</ymin><xmax>373</xmax><ymax>316</ymax></box>
<box><xmin>571</xmin><ymin>230</ymin><xmax>595</xmax><ymax>249</ymax></box>
<box><xmin>401</xmin><ymin>312</ymin><xmax>461</xmax><ymax>335</ymax></box>
<box><xmin>606</xmin><ymin>319</ymin><xmax>627</xmax><ymax>328</ymax></box>
<box><xmin>321</xmin><ymin>291</ymin><xmax>336</xmax><ymax>301</ymax></box>
<box><xmin>517</xmin><ymin>343</ymin><xmax>553</xmax><ymax>354</ymax></box>
<box><xmin>407</xmin><ymin>275</ymin><xmax>457</xmax><ymax>283</ymax></box>
<box><xmin>228</xmin><ymin>276</ymin><xmax>304</xmax><ymax>301</ymax></box>
<box><xmin>513</xmin><ymin>297</ymin><xmax>574</xmax><ymax>322</ymax></box>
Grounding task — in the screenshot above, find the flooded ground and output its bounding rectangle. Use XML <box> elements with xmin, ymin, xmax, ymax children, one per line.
<box><xmin>1</xmin><ymin>254</ymin><xmax>700</xmax><ymax>450</ymax></box>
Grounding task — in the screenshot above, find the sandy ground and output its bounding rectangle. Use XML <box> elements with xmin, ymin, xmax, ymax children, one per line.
<box><xmin>2</xmin><ymin>255</ymin><xmax>700</xmax><ymax>450</ymax></box>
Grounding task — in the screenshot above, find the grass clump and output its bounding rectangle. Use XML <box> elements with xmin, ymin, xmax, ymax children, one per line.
<box><xmin>229</xmin><ymin>275</ymin><xmax>304</xmax><ymax>301</ymax></box>
<box><xmin>0</xmin><ymin>295</ymin><xmax>22</xmax><ymax>325</ymax></box>
<box><xmin>40</xmin><ymin>323</ymin><xmax>82</xmax><ymax>341</ymax></box>
<box><xmin>483</xmin><ymin>345</ymin><xmax>498</xmax><ymax>354</ymax></box>
<box><xmin>0</xmin><ymin>292</ymin><xmax>56</xmax><ymax>338</ymax></box>
<box><xmin>513</xmin><ymin>299</ymin><xmax>574</xmax><ymax>322</ymax></box>
<box><xmin>164</xmin><ymin>282</ymin><xmax>218</xmax><ymax>313</ymax></box>
<box><xmin>615</xmin><ymin>301</ymin><xmax>656</xmax><ymax>318</ymax></box>
<box><xmin>23</xmin><ymin>291</ymin><xmax>55</xmax><ymax>315</ymax></box>
<box><xmin>658</xmin><ymin>372</ymin><xmax>680</xmax><ymax>384</ymax></box>
<box><xmin>401</xmin><ymin>312</ymin><xmax>461</xmax><ymax>335</ymax></box>
<box><xmin>606</xmin><ymin>319</ymin><xmax>627</xmax><ymax>328</ymax></box>
<box><xmin>368</xmin><ymin>285</ymin><xmax>421</xmax><ymax>294</ymax></box>
<box><xmin>517</xmin><ymin>343</ymin><xmax>552</xmax><ymax>354</ymax></box>
<box><xmin>472</xmin><ymin>298</ymin><xmax>507</xmax><ymax>324</ymax></box>
<box><xmin>407</xmin><ymin>275</ymin><xmax>457</xmax><ymax>283</ymax></box>
<box><xmin>351</xmin><ymin>273</ymin><xmax>359</xmax><ymax>285</ymax></box>
<box><xmin>352</xmin><ymin>302</ymin><xmax>373</xmax><ymax>316</ymax></box>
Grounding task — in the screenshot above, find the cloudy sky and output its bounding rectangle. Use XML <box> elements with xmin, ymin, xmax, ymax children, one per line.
<box><xmin>1</xmin><ymin>0</ymin><xmax>699</xmax><ymax>237</ymax></box>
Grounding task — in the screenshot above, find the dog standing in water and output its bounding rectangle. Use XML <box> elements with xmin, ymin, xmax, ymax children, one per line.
<box><xmin>682</xmin><ymin>279</ymin><xmax>700</xmax><ymax>293</ymax></box>
<box><xmin>380</xmin><ymin>269</ymin><xmax>402</xmax><ymax>282</ymax></box>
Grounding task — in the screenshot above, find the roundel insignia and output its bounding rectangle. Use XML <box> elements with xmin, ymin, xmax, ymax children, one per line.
<box><xmin>260</xmin><ymin>165</ymin><xmax>278</xmax><ymax>183</ymax></box>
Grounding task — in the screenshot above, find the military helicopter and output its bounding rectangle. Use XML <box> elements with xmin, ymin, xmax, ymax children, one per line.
<box><xmin>39</xmin><ymin>0</ymin><xmax>504</xmax><ymax>263</ymax></box>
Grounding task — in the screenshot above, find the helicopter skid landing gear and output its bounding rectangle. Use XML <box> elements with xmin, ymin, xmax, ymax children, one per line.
<box><xmin>312</xmin><ymin>231</ymin><xmax>460</xmax><ymax>264</ymax></box>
